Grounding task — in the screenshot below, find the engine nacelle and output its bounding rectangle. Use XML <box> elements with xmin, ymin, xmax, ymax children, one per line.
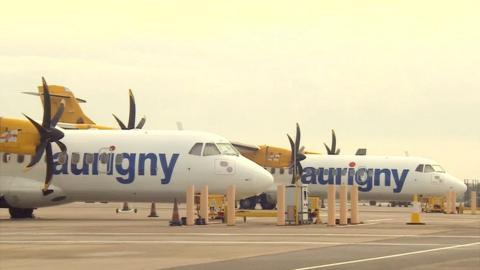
<box><xmin>1</xmin><ymin>176</ymin><xmax>71</xmax><ymax>208</ymax></box>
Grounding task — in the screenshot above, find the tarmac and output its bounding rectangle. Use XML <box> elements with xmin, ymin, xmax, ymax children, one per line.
<box><xmin>0</xmin><ymin>202</ymin><xmax>479</xmax><ymax>270</ymax></box>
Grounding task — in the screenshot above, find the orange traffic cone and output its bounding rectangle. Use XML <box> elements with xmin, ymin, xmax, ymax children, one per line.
<box><xmin>148</xmin><ymin>202</ymin><xmax>158</xmax><ymax>217</ymax></box>
<box><xmin>170</xmin><ymin>198</ymin><xmax>182</xmax><ymax>226</ymax></box>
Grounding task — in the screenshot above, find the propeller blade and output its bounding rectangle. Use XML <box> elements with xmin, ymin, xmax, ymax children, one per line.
<box><xmin>23</xmin><ymin>114</ymin><xmax>47</xmax><ymax>134</ymax></box>
<box><xmin>50</xmin><ymin>100</ymin><xmax>65</xmax><ymax>127</ymax></box>
<box><xmin>136</xmin><ymin>116</ymin><xmax>146</xmax><ymax>129</ymax></box>
<box><xmin>287</xmin><ymin>134</ymin><xmax>295</xmax><ymax>163</ymax></box>
<box><xmin>331</xmin><ymin>129</ymin><xmax>337</xmax><ymax>154</ymax></box>
<box><xmin>323</xmin><ymin>143</ymin><xmax>332</xmax><ymax>155</ymax></box>
<box><xmin>128</xmin><ymin>89</ymin><xmax>136</xmax><ymax>129</ymax></box>
<box><xmin>41</xmin><ymin>77</ymin><xmax>51</xmax><ymax>128</ymax></box>
<box><xmin>43</xmin><ymin>143</ymin><xmax>54</xmax><ymax>194</ymax></box>
<box><xmin>295</xmin><ymin>123</ymin><xmax>301</xmax><ymax>154</ymax></box>
<box><xmin>297</xmin><ymin>161</ymin><xmax>303</xmax><ymax>177</ymax></box>
<box><xmin>55</xmin><ymin>140</ymin><xmax>67</xmax><ymax>153</ymax></box>
<box><xmin>26</xmin><ymin>141</ymin><xmax>47</xmax><ymax>168</ymax></box>
<box><xmin>112</xmin><ymin>114</ymin><xmax>127</xmax><ymax>130</ymax></box>
<box><xmin>287</xmin><ymin>134</ymin><xmax>296</xmax><ymax>183</ymax></box>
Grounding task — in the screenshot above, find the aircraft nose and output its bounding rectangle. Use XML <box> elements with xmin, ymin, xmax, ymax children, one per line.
<box><xmin>254</xmin><ymin>165</ymin><xmax>275</xmax><ymax>190</ymax></box>
<box><xmin>242</xmin><ymin>158</ymin><xmax>274</xmax><ymax>192</ymax></box>
<box><xmin>449</xmin><ymin>175</ymin><xmax>467</xmax><ymax>197</ymax></box>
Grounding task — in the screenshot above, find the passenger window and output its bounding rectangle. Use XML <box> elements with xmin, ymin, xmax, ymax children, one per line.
<box><xmin>424</xmin><ymin>164</ymin><xmax>434</xmax><ymax>173</ymax></box>
<box><xmin>71</xmin><ymin>153</ymin><xmax>80</xmax><ymax>164</ymax></box>
<box><xmin>415</xmin><ymin>164</ymin><xmax>424</xmax><ymax>172</ymax></box>
<box><xmin>99</xmin><ymin>153</ymin><xmax>108</xmax><ymax>164</ymax></box>
<box><xmin>115</xmin><ymin>153</ymin><xmax>124</xmax><ymax>165</ymax></box>
<box><xmin>85</xmin><ymin>153</ymin><xmax>94</xmax><ymax>164</ymax></box>
<box><xmin>57</xmin><ymin>153</ymin><xmax>67</xmax><ymax>165</ymax></box>
<box><xmin>189</xmin><ymin>143</ymin><xmax>203</xmax><ymax>156</ymax></box>
<box><xmin>2</xmin><ymin>153</ymin><xmax>11</xmax><ymax>163</ymax></box>
<box><xmin>203</xmin><ymin>143</ymin><xmax>221</xmax><ymax>156</ymax></box>
<box><xmin>279</xmin><ymin>168</ymin><xmax>285</xmax><ymax>175</ymax></box>
<box><xmin>17</xmin><ymin>154</ymin><xmax>25</xmax><ymax>163</ymax></box>
<box><xmin>270</xmin><ymin>168</ymin><xmax>276</xmax><ymax>174</ymax></box>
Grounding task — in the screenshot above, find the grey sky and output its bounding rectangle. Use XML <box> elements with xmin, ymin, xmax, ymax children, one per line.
<box><xmin>0</xmin><ymin>1</ymin><xmax>479</xmax><ymax>179</ymax></box>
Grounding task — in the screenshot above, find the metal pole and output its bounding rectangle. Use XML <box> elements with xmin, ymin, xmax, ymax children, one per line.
<box><xmin>472</xmin><ymin>191</ymin><xmax>477</xmax><ymax>215</ymax></box>
<box><xmin>327</xmin><ymin>184</ymin><xmax>336</xmax><ymax>227</ymax></box>
<box><xmin>227</xmin><ymin>185</ymin><xmax>236</xmax><ymax>226</ymax></box>
<box><xmin>339</xmin><ymin>184</ymin><xmax>348</xmax><ymax>225</ymax></box>
<box><xmin>277</xmin><ymin>185</ymin><xmax>286</xmax><ymax>226</ymax></box>
<box><xmin>200</xmin><ymin>185</ymin><xmax>209</xmax><ymax>224</ymax></box>
<box><xmin>186</xmin><ymin>185</ymin><xmax>195</xmax><ymax>226</ymax></box>
<box><xmin>351</xmin><ymin>185</ymin><xmax>359</xmax><ymax>225</ymax></box>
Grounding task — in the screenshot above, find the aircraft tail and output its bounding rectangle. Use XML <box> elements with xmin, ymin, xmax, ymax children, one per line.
<box><xmin>24</xmin><ymin>85</ymin><xmax>95</xmax><ymax>125</ymax></box>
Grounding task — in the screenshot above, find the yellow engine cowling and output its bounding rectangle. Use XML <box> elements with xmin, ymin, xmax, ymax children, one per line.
<box><xmin>0</xmin><ymin>117</ymin><xmax>39</xmax><ymax>155</ymax></box>
<box><xmin>241</xmin><ymin>145</ymin><xmax>292</xmax><ymax>168</ymax></box>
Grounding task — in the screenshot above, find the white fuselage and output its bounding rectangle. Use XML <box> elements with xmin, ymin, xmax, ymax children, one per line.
<box><xmin>267</xmin><ymin>155</ymin><xmax>466</xmax><ymax>201</ymax></box>
<box><xmin>0</xmin><ymin>129</ymin><xmax>273</xmax><ymax>208</ymax></box>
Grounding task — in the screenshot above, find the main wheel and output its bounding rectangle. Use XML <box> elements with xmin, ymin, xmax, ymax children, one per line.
<box><xmin>258</xmin><ymin>193</ymin><xmax>276</xmax><ymax>210</ymax></box>
<box><xmin>9</xmin><ymin>208</ymin><xmax>35</xmax><ymax>219</ymax></box>
<box><xmin>239</xmin><ymin>196</ymin><xmax>257</xmax><ymax>209</ymax></box>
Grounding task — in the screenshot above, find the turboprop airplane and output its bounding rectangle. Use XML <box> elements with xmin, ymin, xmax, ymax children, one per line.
<box><xmin>24</xmin><ymin>86</ymin><xmax>467</xmax><ymax>210</ymax></box>
<box><xmin>234</xmin><ymin>124</ymin><xmax>467</xmax><ymax>209</ymax></box>
<box><xmin>0</xmin><ymin>78</ymin><xmax>273</xmax><ymax>218</ymax></box>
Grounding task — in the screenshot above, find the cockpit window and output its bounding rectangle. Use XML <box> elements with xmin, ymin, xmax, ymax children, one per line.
<box><xmin>189</xmin><ymin>143</ymin><xmax>203</xmax><ymax>156</ymax></box>
<box><xmin>432</xmin><ymin>165</ymin><xmax>445</xmax><ymax>173</ymax></box>
<box><xmin>203</xmin><ymin>143</ymin><xmax>221</xmax><ymax>156</ymax></box>
<box><xmin>415</xmin><ymin>164</ymin><xmax>424</xmax><ymax>172</ymax></box>
<box><xmin>424</xmin><ymin>164</ymin><xmax>435</xmax><ymax>173</ymax></box>
<box><xmin>216</xmin><ymin>143</ymin><xmax>239</xmax><ymax>156</ymax></box>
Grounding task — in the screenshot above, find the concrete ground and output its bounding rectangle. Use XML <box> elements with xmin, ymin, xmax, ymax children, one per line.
<box><xmin>0</xmin><ymin>202</ymin><xmax>479</xmax><ymax>270</ymax></box>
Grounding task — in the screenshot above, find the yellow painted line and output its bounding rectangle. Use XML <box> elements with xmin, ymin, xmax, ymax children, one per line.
<box><xmin>293</xmin><ymin>242</ymin><xmax>480</xmax><ymax>270</ymax></box>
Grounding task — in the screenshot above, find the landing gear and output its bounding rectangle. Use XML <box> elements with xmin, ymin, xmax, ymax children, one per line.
<box><xmin>258</xmin><ymin>193</ymin><xmax>276</xmax><ymax>210</ymax></box>
<box><xmin>9</xmin><ymin>208</ymin><xmax>35</xmax><ymax>219</ymax></box>
<box><xmin>239</xmin><ymin>196</ymin><xmax>258</xmax><ymax>209</ymax></box>
<box><xmin>369</xmin><ymin>200</ymin><xmax>377</xmax><ymax>206</ymax></box>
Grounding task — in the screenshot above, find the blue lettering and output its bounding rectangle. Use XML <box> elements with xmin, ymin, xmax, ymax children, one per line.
<box><xmin>317</xmin><ymin>168</ymin><xmax>334</xmax><ymax>185</ymax></box>
<box><xmin>53</xmin><ymin>152</ymin><xmax>68</xmax><ymax>175</ymax></box>
<box><xmin>139</xmin><ymin>153</ymin><xmax>157</xmax><ymax>176</ymax></box>
<box><xmin>355</xmin><ymin>168</ymin><xmax>373</xmax><ymax>192</ymax></box>
<box><xmin>374</xmin><ymin>169</ymin><xmax>391</xmax><ymax>187</ymax></box>
<box><xmin>115</xmin><ymin>153</ymin><xmax>136</xmax><ymax>184</ymax></box>
<box><xmin>392</xmin><ymin>169</ymin><xmax>409</xmax><ymax>193</ymax></box>
<box><xmin>71</xmin><ymin>154</ymin><xmax>90</xmax><ymax>175</ymax></box>
<box><xmin>301</xmin><ymin>167</ymin><xmax>317</xmax><ymax>184</ymax></box>
<box><xmin>159</xmin><ymin>153</ymin><xmax>179</xmax><ymax>184</ymax></box>
<box><xmin>299</xmin><ymin>166</ymin><xmax>408</xmax><ymax>193</ymax></box>
<box><xmin>91</xmin><ymin>153</ymin><xmax>99</xmax><ymax>175</ymax></box>
<box><xmin>334</xmin><ymin>168</ymin><xmax>343</xmax><ymax>185</ymax></box>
